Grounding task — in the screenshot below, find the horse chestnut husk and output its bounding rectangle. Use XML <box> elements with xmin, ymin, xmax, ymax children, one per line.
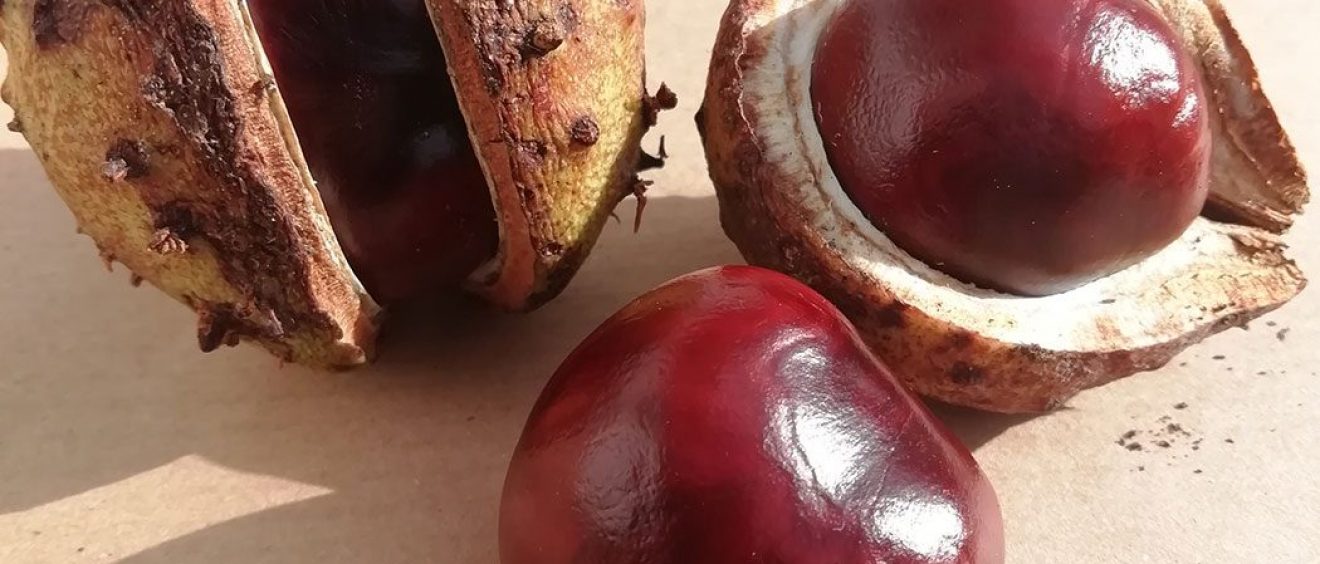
<box><xmin>699</xmin><ymin>0</ymin><xmax>1308</xmax><ymax>411</ymax></box>
<box><xmin>0</xmin><ymin>0</ymin><xmax>669</xmax><ymax>366</ymax></box>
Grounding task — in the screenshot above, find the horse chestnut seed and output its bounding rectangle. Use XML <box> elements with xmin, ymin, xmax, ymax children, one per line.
<box><xmin>501</xmin><ymin>266</ymin><xmax>1004</xmax><ymax>563</ymax></box>
<box><xmin>812</xmin><ymin>0</ymin><xmax>1212</xmax><ymax>295</ymax></box>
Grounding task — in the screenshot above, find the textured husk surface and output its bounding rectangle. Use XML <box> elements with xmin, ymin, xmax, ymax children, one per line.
<box><xmin>426</xmin><ymin>0</ymin><xmax>653</xmax><ymax>310</ymax></box>
<box><xmin>0</xmin><ymin>0</ymin><xmax>379</xmax><ymax>368</ymax></box>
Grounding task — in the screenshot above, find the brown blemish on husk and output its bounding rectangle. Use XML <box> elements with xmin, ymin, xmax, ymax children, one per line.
<box><xmin>516</xmin><ymin>140</ymin><xmax>549</xmax><ymax>166</ymax></box>
<box><xmin>524</xmin><ymin>17</ymin><xmax>565</xmax><ymax>57</ymax></box>
<box><xmin>540</xmin><ymin>240</ymin><xmax>565</xmax><ymax>258</ymax></box>
<box><xmin>140</xmin><ymin>73</ymin><xmax>168</xmax><ymax>109</ymax></box>
<box><xmin>569</xmin><ymin>115</ymin><xmax>600</xmax><ymax>145</ymax></box>
<box><xmin>873</xmin><ymin>301</ymin><xmax>909</xmax><ymax>329</ymax></box>
<box><xmin>103</xmin><ymin>139</ymin><xmax>150</xmax><ymax>181</ymax></box>
<box><xmin>556</xmin><ymin>3</ymin><xmax>580</xmax><ymax>33</ymax></box>
<box><xmin>33</xmin><ymin>0</ymin><xmax>91</xmax><ymax>49</ymax></box>
<box><xmin>949</xmin><ymin>331</ymin><xmax>974</xmax><ymax>350</ymax></box>
<box><xmin>6</xmin><ymin>117</ymin><xmax>22</xmax><ymax>133</ymax></box>
<box><xmin>251</xmin><ymin>74</ymin><xmax>276</xmax><ymax>97</ymax></box>
<box><xmin>950</xmin><ymin>362</ymin><xmax>986</xmax><ymax>385</ymax></box>
<box><xmin>102</xmin><ymin>159</ymin><xmax>129</xmax><ymax>181</ymax></box>
<box><xmin>148</xmin><ymin>228</ymin><xmax>188</xmax><ymax>255</ymax></box>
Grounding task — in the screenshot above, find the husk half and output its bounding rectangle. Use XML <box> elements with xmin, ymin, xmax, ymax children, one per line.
<box><xmin>698</xmin><ymin>0</ymin><xmax>1309</xmax><ymax>412</ymax></box>
<box><xmin>1</xmin><ymin>0</ymin><xmax>379</xmax><ymax>367</ymax></box>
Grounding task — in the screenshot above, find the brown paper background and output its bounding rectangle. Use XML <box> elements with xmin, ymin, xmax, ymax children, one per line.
<box><xmin>1</xmin><ymin>1</ymin><xmax>1316</xmax><ymax>562</ymax></box>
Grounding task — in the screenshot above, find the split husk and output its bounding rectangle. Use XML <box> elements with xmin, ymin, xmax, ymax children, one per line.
<box><xmin>0</xmin><ymin>0</ymin><xmax>654</xmax><ymax>367</ymax></box>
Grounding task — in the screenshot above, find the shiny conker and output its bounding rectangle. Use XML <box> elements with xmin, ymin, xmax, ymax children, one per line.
<box><xmin>812</xmin><ymin>0</ymin><xmax>1211</xmax><ymax>295</ymax></box>
<box><xmin>500</xmin><ymin>266</ymin><xmax>1004</xmax><ymax>563</ymax></box>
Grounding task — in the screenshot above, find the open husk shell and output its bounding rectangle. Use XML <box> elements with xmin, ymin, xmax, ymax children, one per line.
<box><xmin>698</xmin><ymin>0</ymin><xmax>1308</xmax><ymax>412</ymax></box>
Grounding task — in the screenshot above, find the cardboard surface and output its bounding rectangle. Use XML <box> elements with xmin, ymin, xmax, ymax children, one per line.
<box><xmin>1</xmin><ymin>1</ymin><xmax>1316</xmax><ymax>562</ymax></box>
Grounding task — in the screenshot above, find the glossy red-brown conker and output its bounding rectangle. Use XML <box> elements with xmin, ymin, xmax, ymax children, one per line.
<box><xmin>500</xmin><ymin>266</ymin><xmax>1004</xmax><ymax>563</ymax></box>
<box><xmin>250</xmin><ymin>0</ymin><xmax>497</xmax><ymax>303</ymax></box>
<box><xmin>812</xmin><ymin>0</ymin><xmax>1211</xmax><ymax>296</ymax></box>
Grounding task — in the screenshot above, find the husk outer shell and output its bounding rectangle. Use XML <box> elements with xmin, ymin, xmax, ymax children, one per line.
<box><xmin>426</xmin><ymin>0</ymin><xmax>649</xmax><ymax>310</ymax></box>
<box><xmin>0</xmin><ymin>0</ymin><xmax>379</xmax><ymax>367</ymax></box>
<box><xmin>698</xmin><ymin>0</ymin><xmax>1308</xmax><ymax>412</ymax></box>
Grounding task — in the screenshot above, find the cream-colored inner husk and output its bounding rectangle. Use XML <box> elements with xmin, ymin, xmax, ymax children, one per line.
<box><xmin>743</xmin><ymin>0</ymin><xmax>1286</xmax><ymax>351</ymax></box>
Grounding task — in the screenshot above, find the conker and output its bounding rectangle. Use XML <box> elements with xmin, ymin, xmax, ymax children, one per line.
<box><xmin>501</xmin><ymin>266</ymin><xmax>1005</xmax><ymax>563</ymax></box>
<box><xmin>812</xmin><ymin>0</ymin><xmax>1211</xmax><ymax>296</ymax></box>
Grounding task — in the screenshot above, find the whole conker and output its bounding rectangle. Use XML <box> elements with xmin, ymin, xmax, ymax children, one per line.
<box><xmin>812</xmin><ymin>0</ymin><xmax>1212</xmax><ymax>296</ymax></box>
<box><xmin>501</xmin><ymin>266</ymin><xmax>1004</xmax><ymax>563</ymax></box>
